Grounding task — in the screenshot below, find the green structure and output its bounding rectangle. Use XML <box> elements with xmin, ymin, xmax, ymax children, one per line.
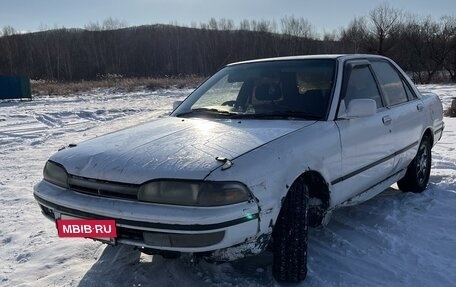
<box><xmin>0</xmin><ymin>76</ymin><xmax>31</xmax><ymax>100</ymax></box>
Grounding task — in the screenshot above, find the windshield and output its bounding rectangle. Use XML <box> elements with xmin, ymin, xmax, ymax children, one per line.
<box><xmin>172</xmin><ymin>59</ymin><xmax>336</xmax><ymax>120</ymax></box>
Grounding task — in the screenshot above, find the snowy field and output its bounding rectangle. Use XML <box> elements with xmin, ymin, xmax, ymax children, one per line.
<box><xmin>0</xmin><ymin>85</ymin><xmax>455</xmax><ymax>287</ymax></box>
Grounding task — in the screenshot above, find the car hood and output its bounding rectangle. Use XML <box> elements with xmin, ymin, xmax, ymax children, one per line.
<box><xmin>50</xmin><ymin>117</ymin><xmax>315</xmax><ymax>184</ymax></box>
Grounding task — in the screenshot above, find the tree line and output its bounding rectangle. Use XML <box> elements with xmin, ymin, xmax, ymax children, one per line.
<box><xmin>0</xmin><ymin>4</ymin><xmax>455</xmax><ymax>83</ymax></box>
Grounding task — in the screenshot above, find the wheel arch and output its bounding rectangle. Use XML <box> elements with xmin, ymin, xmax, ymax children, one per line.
<box><xmin>278</xmin><ymin>170</ymin><xmax>331</xmax><ymax>228</ymax></box>
<box><xmin>422</xmin><ymin>128</ymin><xmax>433</xmax><ymax>146</ymax></box>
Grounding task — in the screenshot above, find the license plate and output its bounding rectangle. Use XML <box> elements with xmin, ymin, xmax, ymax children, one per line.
<box><xmin>57</xmin><ymin>214</ymin><xmax>117</xmax><ymax>243</ymax></box>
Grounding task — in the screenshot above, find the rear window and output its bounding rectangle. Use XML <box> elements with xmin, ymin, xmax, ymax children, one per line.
<box><xmin>371</xmin><ymin>61</ymin><xmax>408</xmax><ymax>106</ymax></box>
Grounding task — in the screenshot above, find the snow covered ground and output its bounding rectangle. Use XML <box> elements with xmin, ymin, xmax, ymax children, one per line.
<box><xmin>0</xmin><ymin>85</ymin><xmax>455</xmax><ymax>287</ymax></box>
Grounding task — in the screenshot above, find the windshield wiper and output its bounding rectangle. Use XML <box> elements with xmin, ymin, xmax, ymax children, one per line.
<box><xmin>175</xmin><ymin>108</ymin><xmax>238</xmax><ymax>117</ymax></box>
<box><xmin>233</xmin><ymin>111</ymin><xmax>321</xmax><ymax>120</ymax></box>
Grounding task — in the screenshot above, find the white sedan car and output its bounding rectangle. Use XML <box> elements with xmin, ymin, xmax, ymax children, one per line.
<box><xmin>34</xmin><ymin>54</ymin><xmax>444</xmax><ymax>282</ymax></box>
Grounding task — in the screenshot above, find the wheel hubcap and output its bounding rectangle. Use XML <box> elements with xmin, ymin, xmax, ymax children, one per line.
<box><xmin>416</xmin><ymin>145</ymin><xmax>428</xmax><ymax>185</ymax></box>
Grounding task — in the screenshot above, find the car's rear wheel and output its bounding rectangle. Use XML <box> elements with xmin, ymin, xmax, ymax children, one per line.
<box><xmin>397</xmin><ymin>136</ymin><xmax>432</xmax><ymax>193</ymax></box>
<box><xmin>272</xmin><ymin>178</ymin><xmax>309</xmax><ymax>282</ymax></box>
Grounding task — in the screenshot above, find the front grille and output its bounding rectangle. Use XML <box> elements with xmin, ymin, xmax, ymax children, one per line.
<box><xmin>143</xmin><ymin>230</ymin><xmax>225</xmax><ymax>248</ymax></box>
<box><xmin>117</xmin><ymin>227</ymin><xmax>225</xmax><ymax>248</ymax></box>
<box><xmin>117</xmin><ymin>227</ymin><xmax>144</xmax><ymax>241</ymax></box>
<box><xmin>68</xmin><ymin>175</ymin><xmax>139</xmax><ymax>200</ymax></box>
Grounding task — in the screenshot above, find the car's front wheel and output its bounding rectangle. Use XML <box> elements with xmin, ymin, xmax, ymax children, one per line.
<box><xmin>272</xmin><ymin>178</ymin><xmax>309</xmax><ymax>282</ymax></box>
<box><xmin>397</xmin><ymin>135</ymin><xmax>432</xmax><ymax>193</ymax></box>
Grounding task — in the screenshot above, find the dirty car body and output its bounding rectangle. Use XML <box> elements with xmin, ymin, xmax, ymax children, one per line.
<box><xmin>34</xmin><ymin>55</ymin><xmax>444</xmax><ymax>272</ymax></box>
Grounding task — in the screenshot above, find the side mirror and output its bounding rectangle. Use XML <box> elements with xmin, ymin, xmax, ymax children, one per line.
<box><xmin>173</xmin><ymin>101</ymin><xmax>183</xmax><ymax>110</ymax></box>
<box><xmin>344</xmin><ymin>99</ymin><xmax>377</xmax><ymax>118</ymax></box>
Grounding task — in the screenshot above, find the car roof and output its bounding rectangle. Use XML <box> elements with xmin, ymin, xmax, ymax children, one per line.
<box><xmin>227</xmin><ymin>54</ymin><xmax>389</xmax><ymax>66</ymax></box>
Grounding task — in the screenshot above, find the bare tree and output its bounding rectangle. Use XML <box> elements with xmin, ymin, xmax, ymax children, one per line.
<box><xmin>441</xmin><ymin>16</ymin><xmax>456</xmax><ymax>81</ymax></box>
<box><xmin>218</xmin><ymin>18</ymin><xmax>234</xmax><ymax>30</ymax></box>
<box><xmin>367</xmin><ymin>3</ymin><xmax>402</xmax><ymax>54</ymax></box>
<box><xmin>250</xmin><ymin>19</ymin><xmax>277</xmax><ymax>33</ymax></box>
<box><xmin>280</xmin><ymin>16</ymin><xmax>314</xmax><ymax>38</ymax></box>
<box><xmin>2</xmin><ymin>13</ymin><xmax>455</xmax><ymax>83</ymax></box>
<box><xmin>84</xmin><ymin>21</ymin><xmax>102</xmax><ymax>31</ymax></box>
<box><xmin>400</xmin><ymin>15</ymin><xmax>454</xmax><ymax>83</ymax></box>
<box><xmin>239</xmin><ymin>19</ymin><xmax>251</xmax><ymax>31</ymax></box>
<box><xmin>340</xmin><ymin>17</ymin><xmax>369</xmax><ymax>52</ymax></box>
<box><xmin>2</xmin><ymin>25</ymin><xmax>16</xmax><ymax>36</ymax></box>
<box><xmin>102</xmin><ymin>17</ymin><xmax>128</xmax><ymax>30</ymax></box>
<box><xmin>208</xmin><ymin>18</ymin><xmax>218</xmax><ymax>30</ymax></box>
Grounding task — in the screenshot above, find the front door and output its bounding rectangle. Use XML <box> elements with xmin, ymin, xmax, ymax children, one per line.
<box><xmin>332</xmin><ymin>61</ymin><xmax>395</xmax><ymax>205</ymax></box>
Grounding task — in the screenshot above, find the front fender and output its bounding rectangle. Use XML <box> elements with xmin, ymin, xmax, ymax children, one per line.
<box><xmin>205</xmin><ymin>121</ymin><xmax>341</xmax><ymax>239</ymax></box>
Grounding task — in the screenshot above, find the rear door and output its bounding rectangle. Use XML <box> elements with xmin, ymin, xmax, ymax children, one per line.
<box><xmin>332</xmin><ymin>60</ymin><xmax>395</xmax><ymax>205</ymax></box>
<box><xmin>370</xmin><ymin>60</ymin><xmax>424</xmax><ymax>172</ymax></box>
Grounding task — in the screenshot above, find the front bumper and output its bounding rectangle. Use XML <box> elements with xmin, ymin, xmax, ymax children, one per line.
<box><xmin>34</xmin><ymin>180</ymin><xmax>261</xmax><ymax>255</ymax></box>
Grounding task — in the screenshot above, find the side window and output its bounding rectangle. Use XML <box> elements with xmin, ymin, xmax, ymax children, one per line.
<box><xmin>344</xmin><ymin>66</ymin><xmax>383</xmax><ymax>108</ymax></box>
<box><xmin>402</xmin><ymin>79</ymin><xmax>417</xmax><ymax>100</ymax></box>
<box><xmin>371</xmin><ymin>61</ymin><xmax>408</xmax><ymax>106</ymax></box>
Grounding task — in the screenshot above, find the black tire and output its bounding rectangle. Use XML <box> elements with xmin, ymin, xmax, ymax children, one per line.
<box><xmin>272</xmin><ymin>178</ymin><xmax>309</xmax><ymax>282</ymax></box>
<box><xmin>397</xmin><ymin>136</ymin><xmax>432</xmax><ymax>193</ymax></box>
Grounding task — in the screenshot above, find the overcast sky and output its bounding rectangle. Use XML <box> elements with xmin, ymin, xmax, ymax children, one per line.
<box><xmin>1</xmin><ymin>0</ymin><xmax>455</xmax><ymax>33</ymax></box>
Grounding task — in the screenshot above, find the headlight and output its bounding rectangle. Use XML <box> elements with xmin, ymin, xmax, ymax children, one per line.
<box><xmin>138</xmin><ymin>180</ymin><xmax>251</xmax><ymax>206</ymax></box>
<box><xmin>43</xmin><ymin>161</ymin><xmax>68</xmax><ymax>188</ymax></box>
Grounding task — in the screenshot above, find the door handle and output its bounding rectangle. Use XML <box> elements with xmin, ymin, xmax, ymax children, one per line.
<box><xmin>382</xmin><ymin>115</ymin><xmax>392</xmax><ymax>125</ymax></box>
<box><xmin>417</xmin><ymin>103</ymin><xmax>424</xmax><ymax>111</ymax></box>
